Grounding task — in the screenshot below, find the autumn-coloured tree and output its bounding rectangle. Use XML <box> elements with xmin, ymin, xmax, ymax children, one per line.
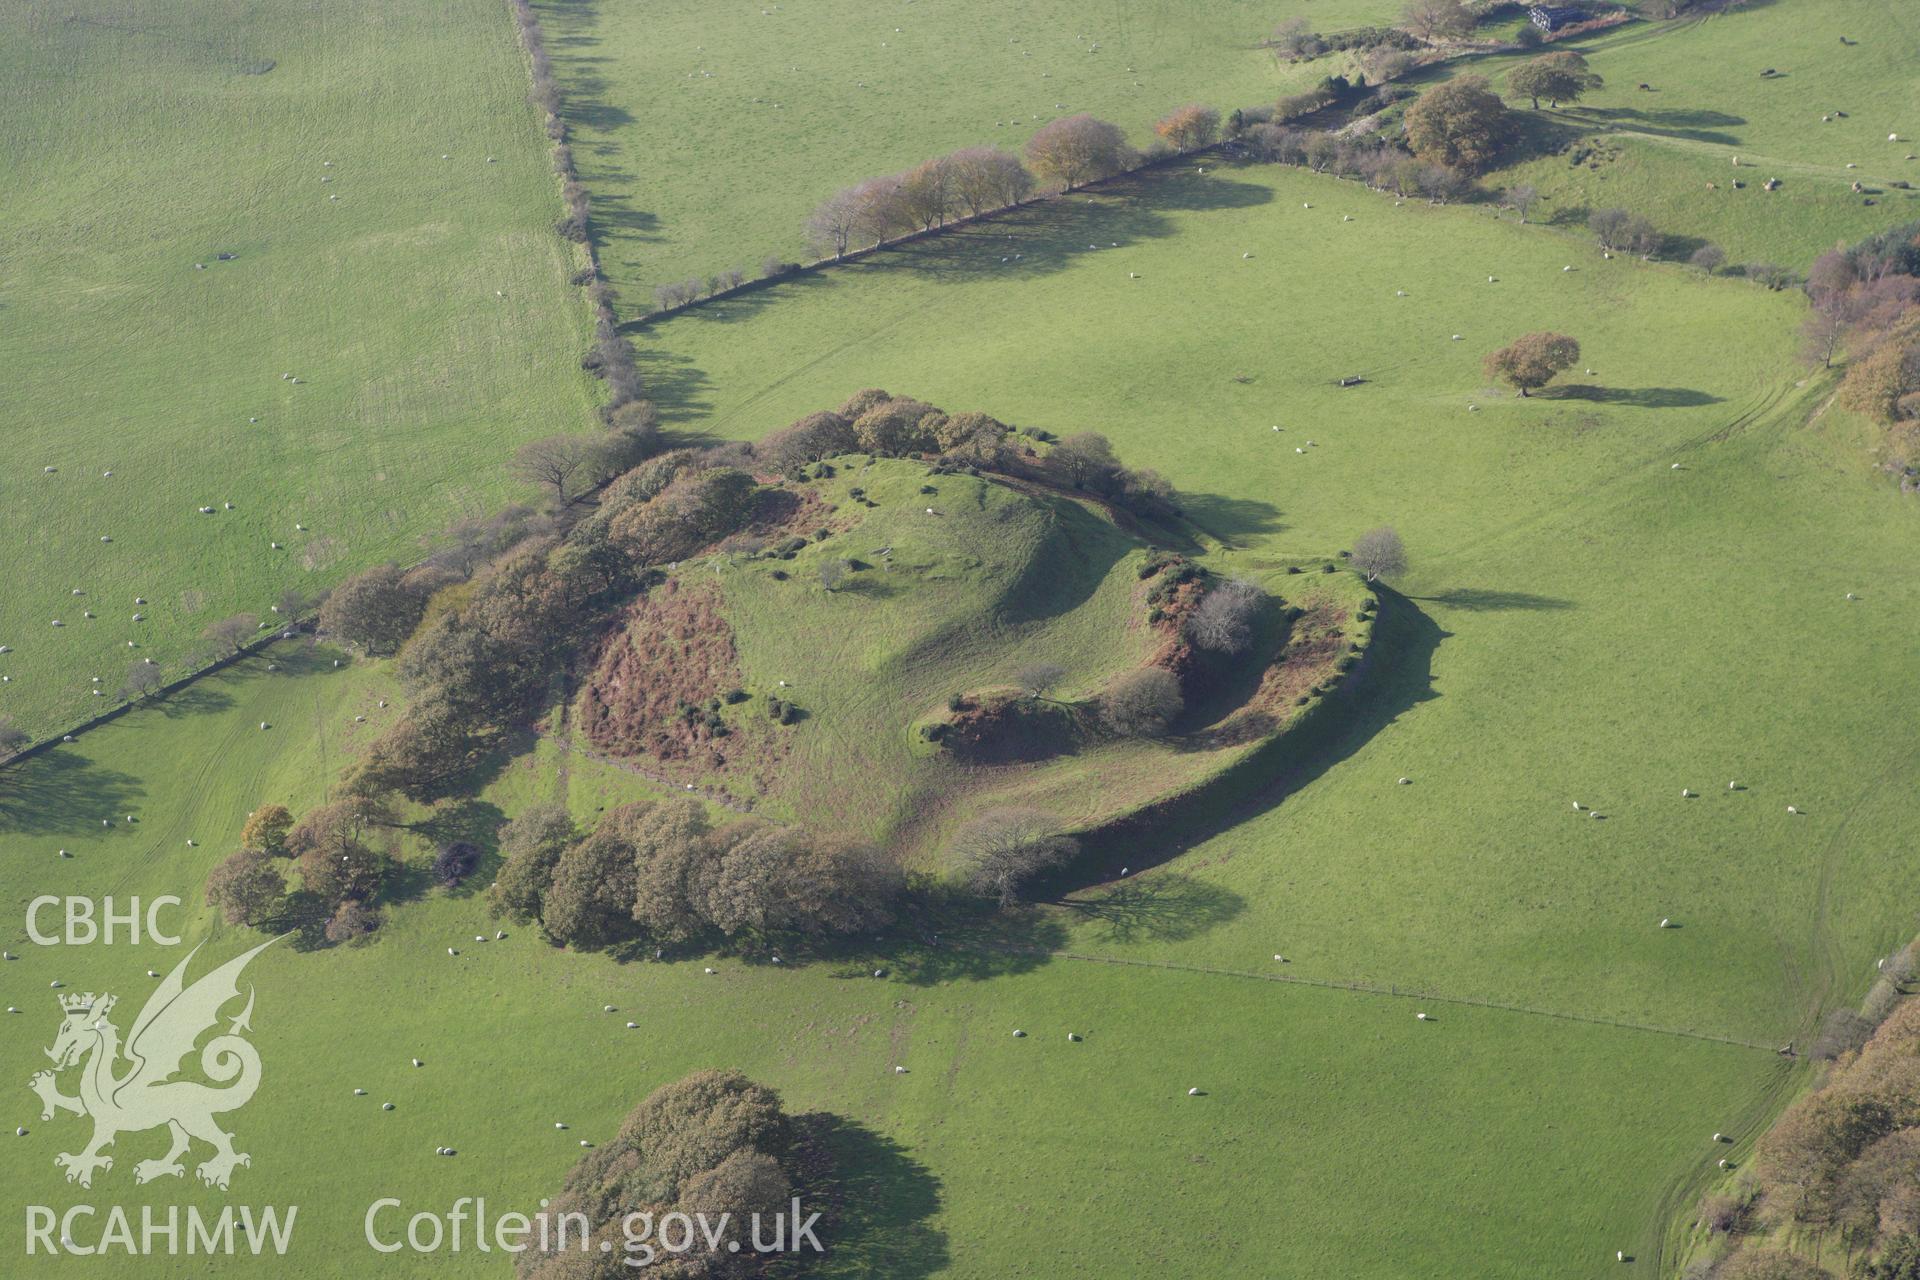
<box><xmin>945</xmin><ymin>145</ymin><xmax>1035</xmax><ymax>215</ymax></box>
<box><xmin>1155</xmin><ymin>104</ymin><xmax>1222</xmax><ymax>152</ymax></box>
<box><xmin>319</xmin><ymin>563</ymin><xmax>427</xmax><ymax>655</ymax></box>
<box><xmin>899</xmin><ymin>155</ymin><xmax>954</xmax><ymax>229</ymax></box>
<box><xmin>1024</xmin><ymin>114</ymin><xmax>1133</xmax><ymax>191</ymax></box>
<box><xmin>1403</xmin><ymin>76</ymin><xmax>1515</xmax><ymax>171</ymax></box>
<box><xmin>1483</xmin><ymin>332</ymin><xmax>1581</xmax><ymax>396</ymax></box>
<box><xmin>205</xmin><ymin>849</ymin><xmax>286</xmax><ymax>928</ymax></box>
<box><xmin>241</xmin><ymin>803</ymin><xmax>295</xmax><ymax>855</ymax></box>
<box><xmin>1507</xmin><ymin>51</ymin><xmax>1603</xmax><ymax>110</ymax></box>
<box><xmin>1101</xmin><ymin>668</ymin><xmax>1184</xmax><ymax>737</ymax></box>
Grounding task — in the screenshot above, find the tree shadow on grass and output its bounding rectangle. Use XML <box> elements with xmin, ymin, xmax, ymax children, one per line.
<box><xmin>799</xmin><ymin>1114</ymin><xmax>948</xmax><ymax>1280</ymax></box>
<box><xmin>878</xmin><ymin>904</ymin><xmax>1069</xmax><ymax>987</ymax></box>
<box><xmin>1052</xmin><ymin>588</ymin><xmax>1446</xmax><ymax>890</ymax></box>
<box><xmin>1540</xmin><ymin>384</ymin><xmax>1724</xmax><ymax>408</ymax></box>
<box><xmin>406</xmin><ymin>797</ymin><xmax>506</xmax><ymax>900</ymax></box>
<box><xmin>1053</xmin><ymin>873</ymin><xmax>1247</xmax><ymax>945</ymax></box>
<box><xmin>1408</xmin><ymin>587</ymin><xmax>1575</xmax><ymax>612</ymax></box>
<box><xmin>1180</xmin><ymin>492</ymin><xmax>1287</xmax><ymax>547</ymax></box>
<box><xmin>0</xmin><ymin>749</ymin><xmax>146</xmax><ymax>837</ymax></box>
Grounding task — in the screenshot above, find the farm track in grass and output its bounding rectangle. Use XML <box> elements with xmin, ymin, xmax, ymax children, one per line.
<box><xmin>0</xmin><ymin>0</ymin><xmax>598</xmax><ymax>738</ymax></box>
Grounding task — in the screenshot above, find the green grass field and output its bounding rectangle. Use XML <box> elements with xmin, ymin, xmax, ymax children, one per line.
<box><xmin>531</xmin><ymin>0</ymin><xmax>1400</xmax><ymax>311</ymax></box>
<box><xmin>1470</xmin><ymin>0</ymin><xmax>1920</xmax><ymax>265</ymax></box>
<box><xmin>0</xmin><ymin>651</ymin><xmax>1790</xmax><ymax>1277</ymax></box>
<box><xmin>0</xmin><ymin>0</ymin><xmax>597</xmax><ymax>739</ymax></box>
<box><xmin>5</xmin><ymin>2</ymin><xmax>1920</xmax><ymax>1276</ymax></box>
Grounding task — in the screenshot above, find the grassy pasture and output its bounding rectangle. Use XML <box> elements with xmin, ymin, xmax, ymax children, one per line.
<box><xmin>1469</xmin><ymin>0</ymin><xmax>1920</xmax><ymax>265</ymax></box>
<box><xmin>0</xmin><ymin>0</ymin><xmax>597</xmax><ymax>738</ymax></box>
<box><xmin>628</xmin><ymin>159</ymin><xmax>1920</xmax><ymax>1042</ymax></box>
<box><xmin>0</xmin><ymin>648</ymin><xmax>1785</xmax><ymax>1277</ymax></box>
<box><xmin>531</xmin><ymin>0</ymin><xmax>1401</xmax><ymax>308</ymax></box>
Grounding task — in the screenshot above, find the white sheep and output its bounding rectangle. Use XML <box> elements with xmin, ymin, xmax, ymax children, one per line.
<box><xmin>1187</xmin><ymin>1087</ymin><xmax>1203</xmax><ymax>1096</ymax></box>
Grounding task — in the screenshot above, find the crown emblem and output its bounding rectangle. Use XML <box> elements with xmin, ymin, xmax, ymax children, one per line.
<box><xmin>58</xmin><ymin>991</ymin><xmax>113</xmax><ymax>1017</ymax></box>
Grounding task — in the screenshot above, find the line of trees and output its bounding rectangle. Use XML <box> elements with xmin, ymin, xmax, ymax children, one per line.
<box><xmin>490</xmin><ymin>798</ymin><xmax>903</xmax><ymax>951</ymax></box>
<box><xmin>508</xmin><ymin>0</ymin><xmax>642</xmax><ymax>411</ymax></box>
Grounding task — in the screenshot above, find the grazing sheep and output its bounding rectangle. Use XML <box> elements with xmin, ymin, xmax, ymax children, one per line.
<box><xmin>1398</xmin><ymin>777</ymin><xmax>1411</xmax><ymax>785</ymax></box>
<box><xmin>1728</xmin><ymin>781</ymin><xmax>1739</xmax><ymax>790</ymax></box>
<box><xmin>354</xmin><ymin>1089</ymin><xmax>366</xmax><ymax>1096</ymax></box>
<box><xmin>1719</xmin><ymin>1158</ymin><xmax>1731</xmax><ymax>1168</ymax></box>
<box><xmin>1067</xmin><ymin>1032</ymin><xmax>1081</xmax><ymax>1042</ymax></box>
<box><xmin>1682</xmin><ymin>789</ymin><xmax>1693</xmax><ymax>797</ymax></box>
<box><xmin>894</xmin><ymin>1065</ymin><xmax>908</xmax><ymax>1074</ymax></box>
<box><xmin>1416</xmin><ymin>1012</ymin><xmax>1429</xmax><ymax>1021</ymax></box>
<box><xmin>1660</xmin><ymin>918</ymin><xmax>1672</xmax><ymax>928</ymax></box>
<box><xmin>1012</xmin><ymin>1029</ymin><xmax>1026</xmax><ymax>1037</ymax></box>
<box><xmin>1786</xmin><ymin>805</ymin><xmax>1798</xmax><ymax>814</ymax></box>
<box><xmin>383</xmin><ymin>1103</ymin><xmax>395</xmax><ymax>1111</ymax></box>
<box><xmin>1187</xmin><ymin>1087</ymin><xmax>1203</xmax><ymax>1096</ymax></box>
<box><xmin>411</xmin><ymin>1058</ymin><xmax>423</xmax><ymax>1068</ymax></box>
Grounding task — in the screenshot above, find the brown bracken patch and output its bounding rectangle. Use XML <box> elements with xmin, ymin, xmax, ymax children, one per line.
<box><xmin>580</xmin><ymin>578</ymin><xmax>743</xmax><ymax>763</ymax></box>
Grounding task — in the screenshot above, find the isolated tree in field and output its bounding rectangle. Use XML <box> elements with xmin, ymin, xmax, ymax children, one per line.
<box><xmin>1502</xmin><ymin>183</ymin><xmax>1539</xmax><ymax>222</ymax></box>
<box><xmin>953</xmin><ymin>808</ymin><xmax>1078</xmax><ymax>906</ymax></box>
<box><xmin>1101</xmin><ymin>667</ymin><xmax>1184</xmax><ymax>737</ymax></box>
<box><xmin>1155</xmin><ymin>104</ymin><xmax>1222</xmax><ymax>152</ymax></box>
<box><xmin>1483</xmin><ymin>332</ymin><xmax>1581</xmax><ymax>395</ymax></box>
<box><xmin>0</xmin><ymin>714</ymin><xmax>28</xmax><ymax>762</ymax></box>
<box><xmin>1690</xmin><ymin>243</ymin><xmax>1727</xmax><ymax>275</ymax></box>
<box><xmin>1400</xmin><ymin>0</ymin><xmax>1473</xmax><ymax>44</ymax></box>
<box><xmin>205</xmin><ymin>849</ymin><xmax>285</xmax><ymax>928</ymax></box>
<box><xmin>121</xmin><ymin>660</ymin><xmax>164</xmax><ymax>702</ymax></box>
<box><xmin>1015</xmin><ymin>662</ymin><xmax>1068</xmax><ymax>699</ymax></box>
<box><xmin>240</xmin><ymin>803</ymin><xmax>295</xmax><ymax>855</ymax></box>
<box><xmin>818</xmin><ymin>559</ymin><xmax>850</xmax><ymax>592</ymax></box>
<box><xmin>205</xmin><ymin>613</ymin><xmax>259</xmax><ymax>656</ymax></box>
<box><xmin>804</xmin><ymin>185</ymin><xmax>864</xmax><ymax>259</ymax></box>
<box><xmin>509</xmin><ymin>434</ymin><xmax>597</xmax><ymax>507</ymax></box>
<box><xmin>1746</xmin><ymin>262</ymin><xmax>1793</xmax><ymax>291</ymax></box>
<box><xmin>319</xmin><ymin>563</ymin><xmax>426</xmax><ymax>655</ymax></box>
<box><xmin>1507</xmin><ymin>51</ymin><xmax>1602</xmax><ymax>109</ymax></box>
<box><xmin>1024</xmin><ymin>114</ymin><xmax>1133</xmax><ymax>191</ymax></box>
<box><xmin>945</xmin><ymin>146</ymin><xmax>1034</xmax><ymax>215</ymax></box>
<box><xmin>1403</xmin><ymin>77</ymin><xmax>1515</xmax><ymax>172</ymax></box>
<box><xmin>1186</xmin><ymin>579</ymin><xmax>1263</xmax><ymax>653</ymax></box>
<box><xmin>1350</xmin><ymin>527</ymin><xmax>1408</xmax><ymax>582</ymax></box>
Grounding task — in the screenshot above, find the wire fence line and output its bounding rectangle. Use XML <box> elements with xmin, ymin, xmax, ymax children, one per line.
<box><xmin>973</xmin><ymin>942</ymin><xmax>1786</xmax><ymax>1053</ymax></box>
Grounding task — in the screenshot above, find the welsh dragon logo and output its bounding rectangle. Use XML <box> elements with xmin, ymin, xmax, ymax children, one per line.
<box><xmin>28</xmin><ymin>938</ymin><xmax>276</xmax><ymax>1190</ymax></box>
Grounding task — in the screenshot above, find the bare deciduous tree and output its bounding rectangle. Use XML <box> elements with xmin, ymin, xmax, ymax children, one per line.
<box><xmin>952</xmin><ymin>808</ymin><xmax>1078</xmax><ymax>906</ymax></box>
<box><xmin>1014</xmin><ymin>663</ymin><xmax>1067</xmax><ymax>699</ymax></box>
<box><xmin>121</xmin><ymin>660</ymin><xmax>165</xmax><ymax>702</ymax></box>
<box><xmin>1024</xmin><ymin>114</ymin><xmax>1134</xmax><ymax>191</ymax></box>
<box><xmin>509</xmin><ymin>434</ymin><xmax>597</xmax><ymax>507</ymax></box>
<box><xmin>1186</xmin><ymin>579</ymin><xmax>1263</xmax><ymax>653</ymax></box>
<box><xmin>205</xmin><ymin>613</ymin><xmax>259</xmax><ymax>655</ymax></box>
<box><xmin>1350</xmin><ymin>526</ymin><xmax>1408</xmax><ymax>582</ymax></box>
<box><xmin>946</xmin><ymin>146</ymin><xmax>1034</xmax><ymax>215</ymax></box>
<box><xmin>1101</xmin><ymin>668</ymin><xmax>1183</xmax><ymax>737</ymax></box>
